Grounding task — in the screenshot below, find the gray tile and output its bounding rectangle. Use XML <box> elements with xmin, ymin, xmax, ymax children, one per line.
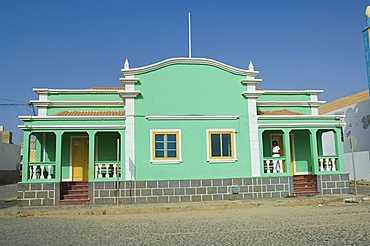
<box><xmin>243</xmin><ymin>193</ymin><xmax>253</xmax><ymax>199</ymax></box>
<box><xmin>95</xmin><ymin>182</ymin><xmax>104</xmax><ymax>189</ymax></box>
<box><xmin>217</xmin><ymin>187</ymin><xmax>228</xmax><ymax>194</ymax></box>
<box><xmin>18</xmin><ymin>183</ymin><xmax>30</xmax><ymax>191</ymax></box>
<box><xmin>17</xmin><ymin>191</ymin><xmax>24</xmax><ymax>199</ymax></box>
<box><xmin>158</xmin><ymin>181</ymin><xmax>169</xmax><ymax>188</ymax></box>
<box><xmin>174</xmin><ymin>188</ymin><xmax>185</xmax><ymax>195</ymax></box>
<box><xmin>207</xmin><ymin>187</ymin><xmax>217</xmax><ymax>194</ymax></box>
<box><xmin>42</xmin><ymin>183</ymin><xmax>55</xmax><ymax>190</ymax></box>
<box><xmin>330</xmin><ymin>175</ymin><xmax>340</xmax><ymax>181</ymax></box>
<box><xmin>323</xmin><ymin>189</ymin><xmax>332</xmax><ymax>195</ymax></box>
<box><xmin>336</xmin><ymin>181</ymin><xmax>345</xmax><ymax>188</ymax></box>
<box><xmin>243</xmin><ymin>178</ymin><xmax>253</xmax><ymax>185</ymax></box>
<box><xmin>212</xmin><ymin>179</ymin><xmax>222</xmax><ymax>186</ymax></box>
<box><xmin>169</xmin><ymin>196</ymin><xmax>180</xmax><ymax>203</ymax></box>
<box><xmin>327</xmin><ymin>182</ymin><xmax>336</xmax><ymax>188</ymax></box>
<box><xmin>239</xmin><ymin>186</ymin><xmax>248</xmax><ymax>192</ymax></box>
<box><xmin>185</xmin><ymin>188</ymin><xmax>195</xmax><ymax>195</ymax></box>
<box><xmin>196</xmin><ymin>187</ymin><xmax>206</xmax><ymax>195</ymax></box>
<box><xmin>169</xmin><ymin>180</ymin><xmax>180</xmax><ymax>188</ymax></box>
<box><xmin>332</xmin><ymin>188</ymin><xmax>341</xmax><ymax>194</ymax></box>
<box><xmin>164</xmin><ymin>188</ymin><xmax>174</xmax><ymax>196</ymax></box>
<box><xmin>191</xmin><ymin>195</ymin><xmax>201</xmax><ymax>202</ymax></box>
<box><xmin>31</xmin><ymin>183</ymin><xmax>42</xmax><ymax>191</ymax></box>
<box><xmin>201</xmin><ymin>179</ymin><xmax>212</xmax><ymax>186</ymax></box>
<box><xmin>135</xmin><ymin>197</ymin><xmax>147</xmax><ymax>203</ymax></box>
<box><xmin>190</xmin><ymin>180</ymin><xmax>201</xmax><ymax>187</ymax></box>
<box><xmin>49</xmin><ymin>191</ymin><xmax>55</xmax><ymax>199</ymax></box>
<box><xmin>276</xmin><ymin>184</ymin><xmax>284</xmax><ymax>191</ymax></box>
<box><xmin>280</xmin><ymin>191</ymin><xmax>289</xmax><ymax>197</ymax></box>
<box><xmin>262</xmin><ymin>192</ymin><xmax>272</xmax><ymax>198</ymax></box>
<box><xmin>212</xmin><ymin>194</ymin><xmax>223</xmax><ymax>201</ymax></box>
<box><xmin>271</xmin><ymin>192</ymin><xmax>281</xmax><ymax>198</ymax></box>
<box><xmin>36</xmin><ymin>191</ymin><xmax>48</xmax><ymax>199</ymax></box>
<box><xmin>321</xmin><ymin>175</ymin><xmax>331</xmax><ymax>181</ymax></box>
<box><xmin>43</xmin><ymin>199</ymin><xmax>54</xmax><ymax>206</ymax></box>
<box><xmin>152</xmin><ymin>189</ymin><xmax>163</xmax><ymax>196</ymax></box>
<box><xmin>24</xmin><ymin>191</ymin><xmax>36</xmax><ymax>199</ymax></box>
<box><xmin>158</xmin><ymin>196</ymin><xmax>169</xmax><ymax>203</ymax></box>
<box><xmin>135</xmin><ymin>181</ymin><xmax>146</xmax><ymax>189</ymax></box>
<box><xmin>141</xmin><ymin>189</ymin><xmax>152</xmax><ymax>196</ymax></box>
<box><xmin>105</xmin><ymin>182</ymin><xmax>116</xmax><ymax>189</ymax></box>
<box><xmin>180</xmin><ymin>180</ymin><xmax>190</xmax><ymax>187</ymax></box>
<box><xmin>17</xmin><ymin>199</ymin><xmax>30</xmax><ymax>206</ymax></box>
<box><xmin>271</xmin><ymin>177</ymin><xmax>279</xmax><ymax>184</ymax></box>
<box><xmin>202</xmin><ymin>195</ymin><xmax>212</xmax><ymax>201</ymax></box>
<box><xmin>222</xmin><ymin>179</ymin><xmax>232</xmax><ymax>186</ymax></box>
<box><xmin>30</xmin><ymin>199</ymin><xmax>42</xmax><ymax>206</ymax></box>
<box><xmin>100</xmin><ymin>190</ymin><xmax>110</xmax><ymax>198</ymax></box>
<box><xmin>279</xmin><ymin>177</ymin><xmax>289</xmax><ymax>184</ymax></box>
<box><xmin>261</xmin><ymin>178</ymin><xmax>271</xmax><ymax>185</ymax></box>
<box><xmin>180</xmin><ymin>196</ymin><xmax>191</xmax><ymax>202</ymax></box>
<box><xmin>147</xmin><ymin>181</ymin><xmax>158</xmax><ymax>188</ymax></box>
<box><xmin>147</xmin><ymin>197</ymin><xmax>158</xmax><ymax>203</ymax></box>
<box><xmin>266</xmin><ymin>184</ymin><xmax>276</xmax><ymax>192</ymax></box>
<box><xmin>232</xmin><ymin>178</ymin><xmax>243</xmax><ymax>185</ymax></box>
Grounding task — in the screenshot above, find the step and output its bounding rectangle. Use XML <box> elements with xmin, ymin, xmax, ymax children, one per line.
<box><xmin>62</xmin><ymin>194</ymin><xmax>89</xmax><ymax>200</ymax></box>
<box><xmin>294</xmin><ymin>191</ymin><xmax>320</xmax><ymax>197</ymax></box>
<box><xmin>62</xmin><ymin>189</ymin><xmax>89</xmax><ymax>195</ymax></box>
<box><xmin>59</xmin><ymin>199</ymin><xmax>90</xmax><ymax>206</ymax></box>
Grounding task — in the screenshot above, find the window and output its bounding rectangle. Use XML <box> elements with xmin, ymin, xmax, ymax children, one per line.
<box><xmin>207</xmin><ymin>130</ymin><xmax>236</xmax><ymax>162</ymax></box>
<box><xmin>151</xmin><ymin>130</ymin><xmax>181</xmax><ymax>163</ymax></box>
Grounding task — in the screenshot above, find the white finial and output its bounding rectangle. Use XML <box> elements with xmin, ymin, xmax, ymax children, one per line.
<box><xmin>248</xmin><ymin>60</ymin><xmax>254</xmax><ymax>71</ymax></box>
<box><xmin>124</xmin><ymin>59</ymin><xmax>129</xmax><ymax>69</ymax></box>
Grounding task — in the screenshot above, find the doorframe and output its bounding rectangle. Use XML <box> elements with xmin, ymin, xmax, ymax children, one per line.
<box><xmin>290</xmin><ymin>134</ymin><xmax>296</xmax><ymax>175</ymax></box>
<box><xmin>68</xmin><ymin>136</ymin><xmax>89</xmax><ymax>182</ymax></box>
<box><xmin>290</xmin><ymin>132</ymin><xmax>312</xmax><ymax>175</ymax></box>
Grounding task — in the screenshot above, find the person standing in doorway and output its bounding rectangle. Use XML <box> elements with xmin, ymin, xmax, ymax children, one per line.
<box><xmin>272</xmin><ymin>141</ymin><xmax>281</xmax><ymax>173</ymax></box>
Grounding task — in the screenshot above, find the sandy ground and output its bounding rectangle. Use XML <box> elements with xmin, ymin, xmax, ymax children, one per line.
<box><xmin>0</xmin><ymin>197</ymin><xmax>369</xmax><ymax>245</ymax></box>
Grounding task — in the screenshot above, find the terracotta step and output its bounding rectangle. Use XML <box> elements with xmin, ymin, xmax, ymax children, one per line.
<box><xmin>63</xmin><ymin>189</ymin><xmax>88</xmax><ymax>195</ymax></box>
<box><xmin>59</xmin><ymin>199</ymin><xmax>90</xmax><ymax>206</ymax></box>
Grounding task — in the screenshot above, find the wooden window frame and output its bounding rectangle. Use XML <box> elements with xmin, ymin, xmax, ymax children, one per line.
<box><xmin>150</xmin><ymin>129</ymin><xmax>182</xmax><ymax>164</ymax></box>
<box><xmin>207</xmin><ymin>129</ymin><xmax>237</xmax><ymax>163</ymax></box>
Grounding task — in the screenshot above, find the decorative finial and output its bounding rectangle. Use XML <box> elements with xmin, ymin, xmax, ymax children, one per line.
<box><xmin>124</xmin><ymin>58</ymin><xmax>129</xmax><ymax>69</ymax></box>
<box><xmin>248</xmin><ymin>60</ymin><xmax>254</xmax><ymax>71</ymax></box>
<box><xmin>366</xmin><ymin>6</ymin><xmax>370</xmax><ymax>18</ymax></box>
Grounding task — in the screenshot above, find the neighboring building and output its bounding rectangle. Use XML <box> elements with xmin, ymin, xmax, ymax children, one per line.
<box><xmin>0</xmin><ymin>126</ymin><xmax>21</xmax><ymax>184</ymax></box>
<box><xmin>17</xmin><ymin>57</ymin><xmax>349</xmax><ymax>206</ymax></box>
<box><xmin>319</xmin><ymin>90</ymin><xmax>370</xmax><ymax>180</ymax></box>
<box><xmin>364</xmin><ymin>6</ymin><xmax>370</xmax><ymax>91</ymax></box>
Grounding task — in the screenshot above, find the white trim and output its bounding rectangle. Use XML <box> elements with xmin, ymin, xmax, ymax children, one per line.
<box><xmin>30</xmin><ymin>100</ymin><xmax>124</xmax><ymax>107</ymax></box>
<box><xmin>241</xmin><ymin>78</ymin><xmax>263</xmax><ymax>85</ymax></box>
<box><xmin>125</xmin><ymin>95</ymin><xmax>135</xmax><ymax>180</ymax></box>
<box><xmin>119</xmin><ymin>77</ymin><xmax>139</xmax><ymax>85</ymax></box>
<box><xmin>257</xmin><ymin>115</ymin><xmax>345</xmax><ymax>119</ymax></box>
<box><xmin>258</xmin><ymin>123</ymin><xmax>345</xmax><ymax>128</ymax></box>
<box><xmin>242</xmin><ymin>91</ymin><xmax>265</xmax><ymax>99</ymax></box>
<box><xmin>294</xmin><ymin>171</ymin><xmax>311</xmax><ymax>175</ymax></box>
<box><xmin>257</xmin><ymin>101</ymin><xmax>325</xmax><ymax>107</ymax></box>
<box><xmin>146</xmin><ymin>115</ymin><xmax>239</xmax><ymax>120</ymax></box>
<box><xmin>206</xmin><ymin>129</ymin><xmax>237</xmax><ymax>163</ymax></box>
<box><xmin>19</xmin><ymin>115</ymin><xmax>126</xmax><ymax>121</ymax></box>
<box><xmin>118</xmin><ymin>90</ymin><xmax>141</xmax><ymax>98</ymax></box>
<box><xmin>290</xmin><ymin>134</ymin><xmax>296</xmax><ymax>175</ymax></box>
<box><xmin>263</xmin><ymin>90</ymin><xmax>323</xmax><ymax>95</ymax></box>
<box><xmin>150</xmin><ymin>129</ymin><xmax>182</xmax><ymax>164</ymax></box>
<box><xmin>18</xmin><ymin>125</ymin><xmax>125</xmax><ymax>130</ymax></box>
<box><xmin>121</xmin><ymin>57</ymin><xmax>258</xmax><ymax>76</ymax></box>
<box><xmin>33</xmin><ymin>88</ymin><xmax>122</xmax><ymax>94</ymax></box>
<box><xmin>42</xmin><ymin>133</ymin><xmax>46</xmax><ymax>162</ymax></box>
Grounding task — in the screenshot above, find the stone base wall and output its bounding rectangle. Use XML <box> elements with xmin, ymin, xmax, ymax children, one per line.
<box><xmin>17</xmin><ymin>182</ymin><xmax>59</xmax><ymax>206</ymax></box>
<box><xmin>93</xmin><ymin>177</ymin><xmax>293</xmax><ymax>205</ymax></box>
<box><xmin>317</xmin><ymin>174</ymin><xmax>350</xmax><ymax>195</ymax></box>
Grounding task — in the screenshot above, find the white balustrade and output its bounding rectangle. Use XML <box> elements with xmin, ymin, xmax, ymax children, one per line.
<box><xmin>98</xmin><ymin>164</ymin><xmax>103</xmax><ymax>178</ymax></box>
<box><xmin>105</xmin><ymin>164</ymin><xmax>110</xmax><ymax>178</ymax></box>
<box><xmin>318</xmin><ymin>157</ymin><xmax>337</xmax><ymax>172</ymax></box>
<box><xmin>264</xmin><ymin>159</ymin><xmax>284</xmax><ymax>174</ymax></box>
<box><xmin>47</xmin><ymin>165</ymin><xmax>52</xmax><ymax>179</ymax></box>
<box><xmin>28</xmin><ymin>164</ymin><xmax>54</xmax><ymax>180</ymax></box>
<box><xmin>112</xmin><ymin>164</ymin><xmax>117</xmax><ymax>178</ymax></box>
<box><xmin>40</xmin><ymin>166</ymin><xmax>45</xmax><ymax>179</ymax></box>
<box><xmin>32</xmin><ymin>166</ymin><xmax>37</xmax><ymax>180</ymax></box>
<box><xmin>95</xmin><ymin>163</ymin><xmax>120</xmax><ymax>179</ymax></box>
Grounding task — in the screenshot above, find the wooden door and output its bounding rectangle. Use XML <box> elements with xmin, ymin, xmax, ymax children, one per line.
<box><xmin>72</xmin><ymin>138</ymin><xmax>89</xmax><ymax>181</ymax></box>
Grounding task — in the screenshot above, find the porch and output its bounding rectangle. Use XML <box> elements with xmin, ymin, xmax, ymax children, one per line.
<box><xmin>21</xmin><ymin>130</ymin><xmax>125</xmax><ymax>184</ymax></box>
<box><xmin>259</xmin><ymin>128</ymin><xmax>343</xmax><ymax>176</ymax></box>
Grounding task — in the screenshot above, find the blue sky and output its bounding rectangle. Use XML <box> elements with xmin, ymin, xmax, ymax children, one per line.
<box><xmin>0</xmin><ymin>0</ymin><xmax>369</xmax><ymax>143</ymax></box>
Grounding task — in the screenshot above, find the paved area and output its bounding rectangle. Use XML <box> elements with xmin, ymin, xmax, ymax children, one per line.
<box><xmin>0</xmin><ymin>183</ymin><xmax>17</xmax><ymax>208</ymax></box>
<box><xmin>1</xmin><ymin>197</ymin><xmax>369</xmax><ymax>245</ymax></box>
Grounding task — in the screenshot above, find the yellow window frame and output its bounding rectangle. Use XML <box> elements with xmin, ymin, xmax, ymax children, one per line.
<box><xmin>152</xmin><ymin>131</ymin><xmax>180</xmax><ymax>161</ymax></box>
<box><xmin>208</xmin><ymin>130</ymin><xmax>235</xmax><ymax>160</ymax></box>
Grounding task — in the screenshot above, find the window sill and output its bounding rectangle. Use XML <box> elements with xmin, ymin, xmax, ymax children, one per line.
<box><xmin>150</xmin><ymin>160</ymin><xmax>182</xmax><ymax>165</ymax></box>
<box><xmin>207</xmin><ymin>159</ymin><xmax>238</xmax><ymax>163</ymax></box>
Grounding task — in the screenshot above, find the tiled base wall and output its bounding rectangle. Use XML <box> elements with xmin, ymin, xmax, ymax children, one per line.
<box><xmin>93</xmin><ymin>177</ymin><xmax>293</xmax><ymax>205</ymax></box>
<box><xmin>17</xmin><ymin>182</ymin><xmax>59</xmax><ymax>206</ymax></box>
<box><xmin>317</xmin><ymin>174</ymin><xmax>350</xmax><ymax>195</ymax></box>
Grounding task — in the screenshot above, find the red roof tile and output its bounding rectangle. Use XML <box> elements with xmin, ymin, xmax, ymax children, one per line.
<box><xmin>53</xmin><ymin>111</ymin><xmax>125</xmax><ymax>116</ymax></box>
<box><xmin>257</xmin><ymin>109</ymin><xmax>302</xmax><ymax>115</ymax></box>
<box><xmin>90</xmin><ymin>87</ymin><xmax>124</xmax><ymax>90</ymax></box>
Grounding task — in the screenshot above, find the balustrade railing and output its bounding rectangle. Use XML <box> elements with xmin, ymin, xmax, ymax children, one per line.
<box><xmin>318</xmin><ymin>157</ymin><xmax>337</xmax><ymax>172</ymax></box>
<box><xmin>28</xmin><ymin>162</ymin><xmax>56</xmax><ymax>180</ymax></box>
<box><xmin>95</xmin><ymin>162</ymin><xmax>121</xmax><ymax>179</ymax></box>
<box><xmin>263</xmin><ymin>158</ymin><xmax>285</xmax><ymax>174</ymax></box>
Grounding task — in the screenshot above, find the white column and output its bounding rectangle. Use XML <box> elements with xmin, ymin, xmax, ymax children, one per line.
<box><xmin>124</xmin><ymin>81</ymin><xmax>136</xmax><ymax>180</ymax></box>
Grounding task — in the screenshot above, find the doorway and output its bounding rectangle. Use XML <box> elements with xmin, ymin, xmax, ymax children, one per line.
<box><xmin>71</xmin><ymin>137</ymin><xmax>89</xmax><ymax>181</ymax></box>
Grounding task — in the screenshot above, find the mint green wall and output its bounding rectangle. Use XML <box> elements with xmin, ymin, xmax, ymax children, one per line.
<box><xmin>258</xmin><ymin>94</ymin><xmax>311</xmax><ymax>101</ymax></box>
<box><xmin>96</xmin><ymin>132</ymin><xmax>120</xmax><ymax>161</ymax></box>
<box><xmin>134</xmin><ymin>64</ymin><xmax>251</xmax><ymax>180</ymax></box>
<box><xmin>292</xmin><ymin>131</ymin><xmax>312</xmax><ymax>173</ymax></box>
<box><xmin>45</xmin><ymin>133</ymin><xmax>56</xmax><ymax>161</ymax></box>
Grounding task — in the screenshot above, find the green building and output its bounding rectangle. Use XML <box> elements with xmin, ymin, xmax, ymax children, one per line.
<box><xmin>18</xmin><ymin>57</ymin><xmax>349</xmax><ymax>206</ymax></box>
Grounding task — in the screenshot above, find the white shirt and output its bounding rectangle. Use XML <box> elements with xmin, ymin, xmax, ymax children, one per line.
<box><xmin>272</xmin><ymin>146</ymin><xmax>280</xmax><ymax>157</ymax></box>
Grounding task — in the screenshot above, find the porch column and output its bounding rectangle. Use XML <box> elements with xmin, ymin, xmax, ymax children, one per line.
<box><xmin>334</xmin><ymin>128</ymin><xmax>344</xmax><ymax>172</ymax></box>
<box><xmin>258</xmin><ymin>129</ymin><xmax>264</xmax><ymax>175</ymax></box>
<box><xmin>88</xmin><ymin>131</ymin><xmax>97</xmax><ymax>182</ymax></box>
<box><xmin>55</xmin><ymin>131</ymin><xmax>63</xmax><ymax>182</ymax></box>
<box><xmin>282</xmin><ymin>129</ymin><xmax>292</xmax><ymax>175</ymax></box>
<box><xmin>119</xmin><ymin>130</ymin><xmax>125</xmax><ymax>181</ymax></box>
<box><xmin>309</xmin><ymin>129</ymin><xmax>319</xmax><ymax>174</ymax></box>
<box><xmin>21</xmin><ymin>131</ymin><xmax>31</xmax><ymax>182</ymax></box>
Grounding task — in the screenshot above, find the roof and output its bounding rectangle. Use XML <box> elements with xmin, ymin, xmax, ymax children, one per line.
<box><xmin>90</xmin><ymin>87</ymin><xmax>124</xmax><ymax>90</ymax></box>
<box><xmin>257</xmin><ymin>109</ymin><xmax>302</xmax><ymax>115</ymax></box>
<box><xmin>53</xmin><ymin>111</ymin><xmax>125</xmax><ymax>116</ymax></box>
<box><xmin>318</xmin><ymin>90</ymin><xmax>369</xmax><ymax>115</ymax></box>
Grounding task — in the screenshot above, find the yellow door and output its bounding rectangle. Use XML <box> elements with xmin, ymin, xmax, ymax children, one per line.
<box><xmin>72</xmin><ymin>138</ymin><xmax>89</xmax><ymax>181</ymax></box>
<box><xmin>290</xmin><ymin>135</ymin><xmax>295</xmax><ymax>175</ymax></box>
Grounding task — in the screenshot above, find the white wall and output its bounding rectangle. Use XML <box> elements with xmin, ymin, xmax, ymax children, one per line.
<box><xmin>324</xmin><ymin>99</ymin><xmax>370</xmax><ymax>180</ymax></box>
<box><xmin>0</xmin><ymin>141</ymin><xmax>21</xmax><ymax>170</ymax></box>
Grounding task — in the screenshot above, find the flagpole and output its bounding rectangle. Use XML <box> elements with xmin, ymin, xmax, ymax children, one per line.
<box><xmin>188</xmin><ymin>12</ymin><xmax>192</xmax><ymax>58</ymax></box>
